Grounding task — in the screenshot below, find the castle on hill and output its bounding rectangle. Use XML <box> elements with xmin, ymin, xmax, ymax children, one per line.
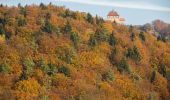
<box><xmin>107</xmin><ymin>10</ymin><xmax>125</xmax><ymax>24</ymax></box>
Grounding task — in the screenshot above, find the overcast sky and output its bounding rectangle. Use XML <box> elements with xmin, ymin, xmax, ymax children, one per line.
<box><xmin>0</xmin><ymin>0</ymin><xmax>170</xmax><ymax>25</ymax></box>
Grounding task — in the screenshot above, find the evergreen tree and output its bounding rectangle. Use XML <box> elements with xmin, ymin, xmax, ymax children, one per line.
<box><xmin>64</xmin><ymin>21</ymin><xmax>72</xmax><ymax>34</ymax></box>
<box><xmin>126</xmin><ymin>46</ymin><xmax>141</xmax><ymax>63</ymax></box>
<box><xmin>130</xmin><ymin>32</ymin><xmax>135</xmax><ymax>41</ymax></box>
<box><xmin>18</xmin><ymin>18</ymin><xmax>26</xmax><ymax>27</ymax></box>
<box><xmin>118</xmin><ymin>57</ymin><xmax>132</xmax><ymax>73</ymax></box>
<box><xmin>109</xmin><ymin>32</ymin><xmax>117</xmax><ymax>46</ymax></box>
<box><xmin>86</xmin><ymin>13</ymin><xmax>93</xmax><ymax>24</ymax></box>
<box><xmin>88</xmin><ymin>35</ymin><xmax>97</xmax><ymax>47</ymax></box>
<box><xmin>42</xmin><ymin>20</ymin><xmax>53</xmax><ymax>33</ymax></box>
<box><xmin>159</xmin><ymin>64</ymin><xmax>167</xmax><ymax>78</ymax></box>
<box><xmin>150</xmin><ymin>70</ymin><xmax>156</xmax><ymax>83</ymax></box>
<box><xmin>70</xmin><ymin>32</ymin><xmax>79</xmax><ymax>48</ymax></box>
<box><xmin>58</xmin><ymin>65</ymin><xmax>70</xmax><ymax>76</ymax></box>
<box><xmin>109</xmin><ymin>48</ymin><xmax>118</xmax><ymax>64</ymax></box>
<box><xmin>20</xmin><ymin>7</ymin><xmax>28</xmax><ymax>17</ymax></box>
<box><xmin>139</xmin><ymin>31</ymin><xmax>145</xmax><ymax>41</ymax></box>
<box><xmin>102</xmin><ymin>70</ymin><xmax>115</xmax><ymax>82</ymax></box>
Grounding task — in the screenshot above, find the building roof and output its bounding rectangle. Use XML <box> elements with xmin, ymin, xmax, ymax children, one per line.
<box><xmin>107</xmin><ymin>10</ymin><xmax>119</xmax><ymax>16</ymax></box>
<box><xmin>119</xmin><ymin>17</ymin><xmax>125</xmax><ymax>21</ymax></box>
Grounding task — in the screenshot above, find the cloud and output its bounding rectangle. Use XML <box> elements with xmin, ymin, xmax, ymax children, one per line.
<box><xmin>53</xmin><ymin>0</ymin><xmax>170</xmax><ymax>12</ymax></box>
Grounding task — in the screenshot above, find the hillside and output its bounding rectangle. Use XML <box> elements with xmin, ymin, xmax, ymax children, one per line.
<box><xmin>0</xmin><ymin>4</ymin><xmax>170</xmax><ymax>100</ymax></box>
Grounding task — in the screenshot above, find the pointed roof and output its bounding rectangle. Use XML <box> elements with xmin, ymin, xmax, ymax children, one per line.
<box><xmin>107</xmin><ymin>10</ymin><xmax>119</xmax><ymax>16</ymax></box>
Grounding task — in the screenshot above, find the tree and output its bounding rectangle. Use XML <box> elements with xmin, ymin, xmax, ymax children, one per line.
<box><xmin>23</xmin><ymin>57</ymin><xmax>35</xmax><ymax>76</ymax></box>
<box><xmin>39</xmin><ymin>3</ymin><xmax>47</xmax><ymax>9</ymax></box>
<box><xmin>64</xmin><ymin>21</ymin><xmax>72</xmax><ymax>34</ymax></box>
<box><xmin>18</xmin><ymin>18</ymin><xmax>26</xmax><ymax>27</ymax></box>
<box><xmin>130</xmin><ymin>32</ymin><xmax>135</xmax><ymax>41</ymax></box>
<box><xmin>109</xmin><ymin>48</ymin><xmax>118</xmax><ymax>64</ymax></box>
<box><xmin>0</xmin><ymin>24</ymin><xmax>5</xmax><ymax>35</ymax></box>
<box><xmin>47</xmin><ymin>63</ymin><xmax>58</xmax><ymax>76</ymax></box>
<box><xmin>139</xmin><ymin>31</ymin><xmax>145</xmax><ymax>41</ymax></box>
<box><xmin>58</xmin><ymin>65</ymin><xmax>70</xmax><ymax>77</ymax></box>
<box><xmin>118</xmin><ymin>57</ymin><xmax>132</xmax><ymax>73</ymax></box>
<box><xmin>86</xmin><ymin>13</ymin><xmax>93</xmax><ymax>24</ymax></box>
<box><xmin>88</xmin><ymin>35</ymin><xmax>97</xmax><ymax>47</ymax></box>
<box><xmin>109</xmin><ymin>32</ymin><xmax>117</xmax><ymax>46</ymax></box>
<box><xmin>70</xmin><ymin>32</ymin><xmax>79</xmax><ymax>48</ymax></box>
<box><xmin>42</xmin><ymin>20</ymin><xmax>53</xmax><ymax>33</ymax></box>
<box><xmin>20</xmin><ymin>7</ymin><xmax>28</xmax><ymax>17</ymax></box>
<box><xmin>126</xmin><ymin>46</ymin><xmax>141</xmax><ymax>63</ymax></box>
<box><xmin>150</xmin><ymin>70</ymin><xmax>156</xmax><ymax>83</ymax></box>
<box><xmin>102</xmin><ymin>70</ymin><xmax>115</xmax><ymax>82</ymax></box>
<box><xmin>158</xmin><ymin>64</ymin><xmax>167</xmax><ymax>78</ymax></box>
<box><xmin>0</xmin><ymin>63</ymin><xmax>12</xmax><ymax>74</ymax></box>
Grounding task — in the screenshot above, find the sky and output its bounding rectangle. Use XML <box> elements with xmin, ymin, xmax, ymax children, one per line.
<box><xmin>0</xmin><ymin>0</ymin><xmax>170</xmax><ymax>25</ymax></box>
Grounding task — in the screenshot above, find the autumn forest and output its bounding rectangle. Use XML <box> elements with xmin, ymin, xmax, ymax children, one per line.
<box><xmin>0</xmin><ymin>3</ymin><xmax>170</xmax><ymax>100</ymax></box>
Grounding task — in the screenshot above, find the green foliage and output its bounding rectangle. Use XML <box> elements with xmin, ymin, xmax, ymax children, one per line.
<box><xmin>70</xmin><ymin>32</ymin><xmax>79</xmax><ymax>48</ymax></box>
<box><xmin>0</xmin><ymin>24</ymin><xmax>5</xmax><ymax>35</ymax></box>
<box><xmin>58</xmin><ymin>65</ymin><xmax>70</xmax><ymax>76</ymax></box>
<box><xmin>139</xmin><ymin>31</ymin><xmax>145</xmax><ymax>41</ymax></box>
<box><xmin>18</xmin><ymin>18</ymin><xmax>26</xmax><ymax>27</ymax></box>
<box><xmin>109</xmin><ymin>32</ymin><xmax>117</xmax><ymax>46</ymax></box>
<box><xmin>130</xmin><ymin>32</ymin><xmax>135</xmax><ymax>41</ymax></box>
<box><xmin>40</xmin><ymin>95</ymin><xmax>50</xmax><ymax>100</ymax></box>
<box><xmin>88</xmin><ymin>35</ymin><xmax>97</xmax><ymax>47</ymax></box>
<box><xmin>20</xmin><ymin>7</ymin><xmax>28</xmax><ymax>17</ymax></box>
<box><xmin>23</xmin><ymin>57</ymin><xmax>35</xmax><ymax>75</ymax></box>
<box><xmin>39</xmin><ymin>3</ymin><xmax>47</xmax><ymax>9</ymax></box>
<box><xmin>102</xmin><ymin>70</ymin><xmax>115</xmax><ymax>82</ymax></box>
<box><xmin>39</xmin><ymin>59</ymin><xmax>50</xmax><ymax>74</ymax></box>
<box><xmin>158</xmin><ymin>64</ymin><xmax>167</xmax><ymax>78</ymax></box>
<box><xmin>0</xmin><ymin>63</ymin><xmax>12</xmax><ymax>73</ymax></box>
<box><xmin>47</xmin><ymin>63</ymin><xmax>58</xmax><ymax>76</ymax></box>
<box><xmin>118</xmin><ymin>57</ymin><xmax>132</xmax><ymax>73</ymax></box>
<box><xmin>86</xmin><ymin>13</ymin><xmax>93</xmax><ymax>24</ymax></box>
<box><xmin>109</xmin><ymin>47</ymin><xmax>118</xmax><ymax>64</ymax></box>
<box><xmin>126</xmin><ymin>46</ymin><xmax>141</xmax><ymax>63</ymax></box>
<box><xmin>56</xmin><ymin>45</ymin><xmax>76</xmax><ymax>64</ymax></box>
<box><xmin>150</xmin><ymin>70</ymin><xmax>156</xmax><ymax>83</ymax></box>
<box><xmin>94</xmin><ymin>28</ymin><xmax>109</xmax><ymax>42</ymax></box>
<box><xmin>64</xmin><ymin>21</ymin><xmax>72</xmax><ymax>34</ymax></box>
<box><xmin>42</xmin><ymin>20</ymin><xmax>53</xmax><ymax>33</ymax></box>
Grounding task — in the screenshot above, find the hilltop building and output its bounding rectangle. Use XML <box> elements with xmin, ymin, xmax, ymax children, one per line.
<box><xmin>107</xmin><ymin>10</ymin><xmax>125</xmax><ymax>24</ymax></box>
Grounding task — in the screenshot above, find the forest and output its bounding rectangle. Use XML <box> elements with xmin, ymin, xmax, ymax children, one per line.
<box><xmin>0</xmin><ymin>3</ymin><xmax>170</xmax><ymax>100</ymax></box>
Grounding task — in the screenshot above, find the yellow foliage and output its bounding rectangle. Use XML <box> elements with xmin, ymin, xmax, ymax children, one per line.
<box><xmin>15</xmin><ymin>78</ymin><xmax>41</xmax><ymax>97</ymax></box>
